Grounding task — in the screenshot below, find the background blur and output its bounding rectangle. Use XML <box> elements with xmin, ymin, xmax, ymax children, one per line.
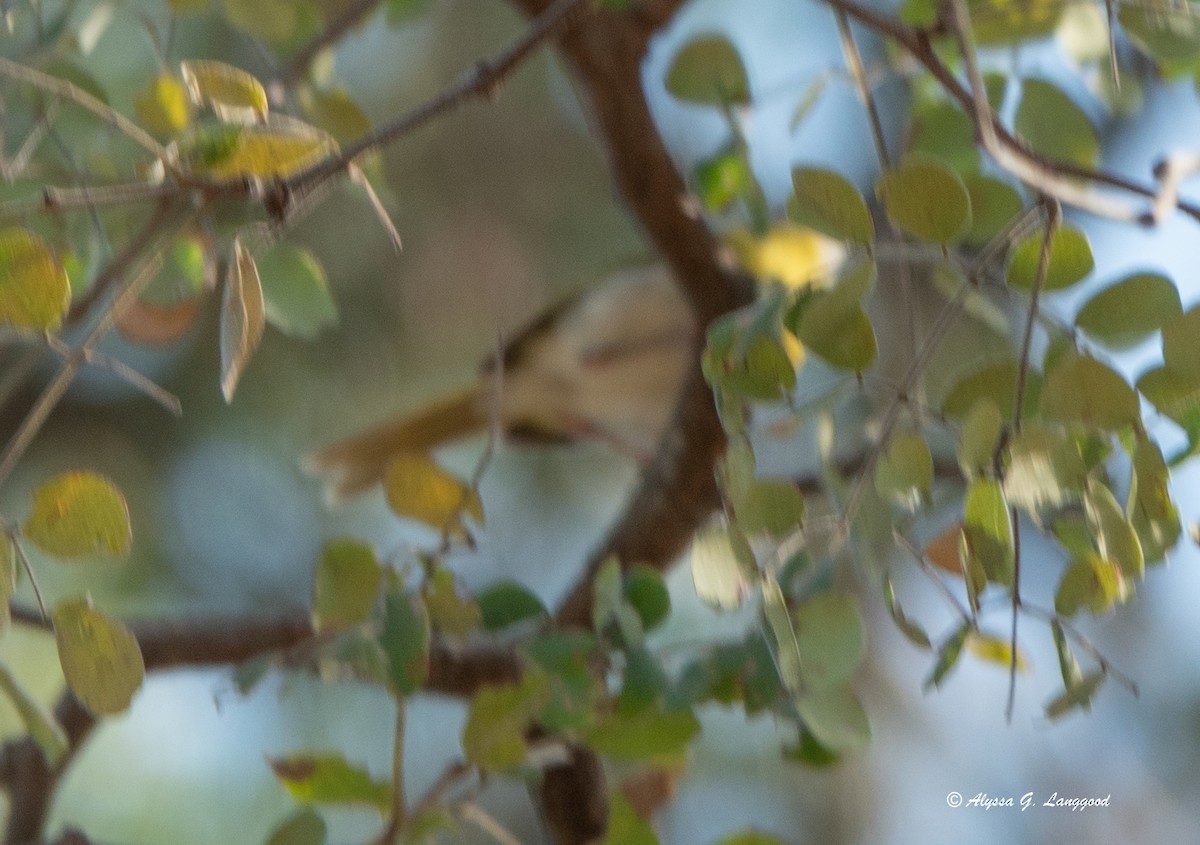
<box><xmin>1</xmin><ymin>0</ymin><xmax>1199</xmax><ymax>843</ymax></box>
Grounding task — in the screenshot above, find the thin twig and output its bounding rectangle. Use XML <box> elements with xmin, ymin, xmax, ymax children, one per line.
<box><xmin>8</xmin><ymin>534</ymin><xmax>47</xmax><ymax>621</ymax></box>
<box><xmin>276</xmin><ymin>0</ymin><xmax>383</xmax><ymax>88</ymax></box>
<box><xmin>893</xmin><ymin>530</ymin><xmax>971</xmax><ymax>624</ymax></box>
<box><xmin>375</xmin><ymin>697</ymin><xmax>408</xmax><ymax>845</ymax></box>
<box><xmin>1020</xmin><ymin>603</ymin><xmax>1139</xmax><ymax>695</ymax></box>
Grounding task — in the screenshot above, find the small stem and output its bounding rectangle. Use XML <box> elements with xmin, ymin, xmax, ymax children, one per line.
<box><xmin>8</xmin><ymin>535</ymin><xmax>47</xmax><ymax>622</ymax></box>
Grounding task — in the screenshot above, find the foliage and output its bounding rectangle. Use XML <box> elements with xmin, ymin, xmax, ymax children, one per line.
<box><xmin>0</xmin><ymin>0</ymin><xmax>1197</xmax><ymax>843</ymax></box>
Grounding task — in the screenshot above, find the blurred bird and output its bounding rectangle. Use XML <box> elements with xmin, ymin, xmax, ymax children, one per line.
<box><xmin>306</xmin><ymin>264</ymin><xmax>697</xmax><ymax>503</ymax></box>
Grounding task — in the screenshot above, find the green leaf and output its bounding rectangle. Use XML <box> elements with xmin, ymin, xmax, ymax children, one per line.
<box><xmin>735</xmin><ymin>480</ymin><xmax>805</xmax><ymax>539</ymax></box>
<box><xmin>54</xmin><ymin>599</ymin><xmax>144</xmax><ymax>715</ymax></box>
<box><xmin>788</xmin><ymin>167</ymin><xmax>874</xmax><ymax>244</ymax></box>
<box><xmin>874</xmin><ymin>432</ymin><xmax>934</xmax><ymax>510</ymax></box>
<box><xmin>969</xmin><ymin>0</ymin><xmax>1065</xmax><ymax>43</ymax></box>
<box><xmin>264</xmin><ymin>808</ymin><xmax>327</xmax><ymax>845</ymax></box>
<box><xmin>795</xmin><ymin>288</ymin><xmax>877</xmax><ymax>371</ymax></box>
<box><xmin>180</xmin><ymin>59</ymin><xmax>269</xmax><ymax>123</ymax></box>
<box><xmin>618</xmin><ymin>646</ymin><xmax>669</xmax><ymax>715</ymax></box>
<box><xmin>423</xmin><ymin>567</ymin><xmax>481</xmax><ymax>637</ymax></box>
<box><xmin>1075</xmin><ymin>273</ymin><xmax>1182</xmax><ymax>349</ymax></box>
<box><xmin>268</xmin><ymin>753</ymin><xmax>390</xmax><ymax>810</ymax></box>
<box><xmin>476</xmin><ymin>581</ymin><xmax>546</xmax><ymax>631</ymax></box>
<box><xmin>942</xmin><ymin>359</ymin><xmax>1041</xmax><ymax>422</ymax></box>
<box><xmin>383</xmin><ymin>451</ymin><xmax>482</xmax><ymax>533</ymax></box>
<box><xmin>785</xmin><ymin>730</ymin><xmax>840</xmax><ymax>768</ymax></box>
<box><xmin>958</xmin><ymin>397</ymin><xmax>1003</xmax><ymax>479</ymax></box>
<box><xmin>379</xmin><ymin>586</ymin><xmax>429</xmax><ymax>695</ymax></box>
<box><xmin>386</xmin><ymin>0</ymin><xmax>432</xmax><ymax>24</ymax></box>
<box><xmin>906</xmin><ymin>99</ymin><xmax>979</xmax><ymax>174</ymax></box>
<box><xmin>1014</xmin><ymin>79</ymin><xmax>1099</xmax><ymax>167</ymax></box>
<box><xmin>179</xmin><ymin>120</ymin><xmax>336</xmax><ymax>178</ymax></box>
<box><xmin>1007</xmin><ymin>224</ymin><xmax>1094</xmax><ymax>291</ymax></box>
<box><xmin>962</xmin><ymin>175</ymin><xmax>1023</xmax><ymax>246</ymax></box>
<box><xmin>963</xmin><ymin>479</ymin><xmax>1014</xmax><ymax>585</ymax></box>
<box><xmin>665</xmin><ymin>35</ymin><xmax>750</xmax><ymax>106</ymax></box>
<box><xmin>1130</xmin><ymin>437</ymin><xmax>1181</xmax><ymax>564</ymax></box>
<box><xmin>1136</xmin><ymin>365</ymin><xmax>1200</xmax><ymax>438</ymax></box>
<box><xmin>761</xmin><ymin>575</ymin><xmax>803</xmax><ymax>694</ymax></box>
<box><xmin>1045</xmin><ymin>671</ymin><xmax>1105</xmax><ymax>719</ymax></box>
<box><xmin>600</xmin><ymin>793</ymin><xmax>660</xmax><ymax>845</ymax></box>
<box><xmin>924</xmin><ymin>621</ymin><xmax>971</xmax><ymax>690</ymax></box>
<box><xmin>462</xmin><ymin>673</ymin><xmax>549</xmax><ymax>771</ymax></box>
<box><xmin>0</xmin><ymin>227</ymin><xmax>71</xmax><ymax>330</ymax></box>
<box><xmin>1050</xmin><ymin>619</ymin><xmax>1083</xmax><ymax>689</ymax></box>
<box><xmin>219</xmin><ymin>238</ymin><xmax>265</xmax><ymax>402</ymax></box>
<box><xmin>624</xmin><ymin>565</ymin><xmax>670</xmax><ymax>631</ymax></box>
<box><xmin>1161</xmin><ymin>305</ymin><xmax>1200</xmax><ymax>379</ymax></box>
<box><xmin>1040</xmin><ymin>354</ymin><xmax>1140</xmax><ymax>431</ymax></box>
<box><xmin>1119</xmin><ymin>3</ymin><xmax>1200</xmax><ymax>67</ymax></box>
<box><xmin>792</xmin><ymin>593</ymin><xmax>865</xmax><ymax>691</ymax></box>
<box><xmin>794</xmin><ymin>685</ymin><xmax>870</xmax><ymax>753</ymax></box>
<box><xmin>312</xmin><ymin>539</ymin><xmax>381</xmax><ymax>632</ymax></box>
<box><xmin>878</xmin><ymin>155</ymin><xmax>971</xmax><ymax>244</ymax></box>
<box><xmin>1054</xmin><ymin>555</ymin><xmax>1128</xmax><ymax>616</ymax></box>
<box><xmin>1086</xmin><ymin>484</ymin><xmax>1144</xmax><ymax>578</ymax></box>
<box><xmin>593</xmin><ymin>556</ymin><xmax>644</xmax><ymax>646</ymax></box>
<box><xmin>882</xmin><ymin>576</ymin><xmax>931</xmax><ymax>649</ymax></box>
<box><xmin>299</xmin><ymin>86</ymin><xmax>372</xmax><ymax>144</ymax></box>
<box><xmin>24</xmin><ymin>471</ymin><xmax>131</xmax><ymax>559</ymax></box>
<box><xmin>588</xmin><ymin>707</ymin><xmax>701</xmax><ymax>764</ymax></box>
<box><xmin>0</xmin><ymin>663</ymin><xmax>68</xmax><ymax>765</ymax></box>
<box><xmin>257</xmin><ymin>245</ymin><xmax>338</xmax><ymax>340</ymax></box>
<box><xmin>0</xmin><ymin>537</ymin><xmax>12</xmax><ymax>632</ymax></box>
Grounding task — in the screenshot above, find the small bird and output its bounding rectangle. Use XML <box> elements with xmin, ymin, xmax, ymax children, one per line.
<box><xmin>306</xmin><ymin>264</ymin><xmax>697</xmax><ymax>503</ymax></box>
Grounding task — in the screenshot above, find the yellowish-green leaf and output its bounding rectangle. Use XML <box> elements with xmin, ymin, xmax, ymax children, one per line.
<box><xmin>1075</xmin><ymin>273</ymin><xmax>1181</xmax><ymax>349</ymax></box>
<box><xmin>600</xmin><ymin>793</ymin><xmax>660</xmax><ymax>845</ymax></box>
<box><xmin>874</xmin><ymin>431</ymin><xmax>934</xmax><ymax>510</ymax></box>
<box><xmin>883</xmin><ymin>576</ymin><xmax>931</xmax><ymax>649</ymax></box>
<box><xmin>54</xmin><ymin>599</ymin><xmax>144</xmax><ymax>715</ymax></box>
<box><xmin>795</xmin><ymin>287</ymin><xmax>877</xmax><ymax>371</ymax></box>
<box><xmin>224</xmin><ymin>0</ymin><xmax>299</xmax><ymax>42</ymax></box>
<box><xmin>268</xmin><ymin>753</ymin><xmax>390</xmax><ymax>810</ymax></box>
<box><xmin>690</xmin><ymin>522</ymin><xmax>749</xmax><ymax>610</ymax></box>
<box><xmin>1086</xmin><ymin>483</ymin><xmax>1144</xmax><ymax>578</ymax></box>
<box><xmin>665</xmin><ymin>35</ymin><xmax>750</xmax><ymax>106</ymax></box>
<box><xmin>180</xmin><ymin>59</ymin><xmax>268</xmax><ymax>123</ymax></box>
<box><xmin>312</xmin><ymin>539</ymin><xmax>381</xmax><ymax>633</ymax></box>
<box><xmin>258</xmin><ymin>244</ymin><xmax>338</xmax><ymax>340</ymax></box>
<box><xmin>462</xmin><ymin>672</ymin><xmax>549</xmax><ymax>771</ymax></box>
<box><xmin>0</xmin><ymin>228</ymin><xmax>70</xmax><ymax>330</ymax></box>
<box><xmin>789</xmin><ymin>167</ymin><xmax>874</xmax><ymax>244</ymax></box>
<box><xmin>134</xmin><ymin>74</ymin><xmax>190</xmax><ymax>137</ymax></box>
<box><xmin>1014</xmin><ymin>79</ymin><xmax>1099</xmax><ymax>168</ymax></box>
<box><xmin>179</xmin><ymin>120</ymin><xmax>336</xmax><ymax>179</ymax></box>
<box><xmin>1161</xmin><ymin>305</ymin><xmax>1200</xmax><ymax>380</ymax></box>
<box><xmin>965</xmin><ymin>632</ymin><xmax>1030</xmax><ymax>673</ymax></box>
<box><xmin>1007</xmin><ymin>223</ymin><xmax>1094</xmax><ymax>291</ymax></box>
<box><xmin>380</xmin><ymin>585</ymin><xmax>429</xmax><ymax>695</ymax></box>
<box><xmin>219</xmin><ymin>238</ymin><xmax>265</xmax><ymax>402</ymax></box>
<box><xmin>264</xmin><ymin>808</ymin><xmax>327</xmax><ymax>845</ymax></box>
<box><xmin>299</xmin><ymin>86</ymin><xmax>371</xmax><ymax>143</ymax></box>
<box><xmin>963</xmin><ymin>479</ymin><xmax>1014</xmax><ymax>585</ymax></box>
<box><xmin>1130</xmin><ymin>436</ymin><xmax>1181</xmax><ymax>564</ymax></box>
<box><xmin>1119</xmin><ymin>3</ymin><xmax>1200</xmax><ymax>67</ymax></box>
<box><xmin>878</xmin><ymin>155</ymin><xmax>972</xmax><ymax>244</ymax></box>
<box><xmin>24</xmin><ymin>471</ymin><xmax>131</xmax><ymax>559</ymax></box>
<box><xmin>424</xmin><ymin>567</ymin><xmax>482</xmax><ymax>637</ymax></box>
<box><xmin>725</xmin><ymin>224</ymin><xmax>843</xmax><ymax>290</ymax></box>
<box><xmin>587</xmin><ymin>706</ymin><xmax>701</xmax><ymax>764</ymax></box>
<box><xmin>1039</xmin><ymin>354</ymin><xmax>1140</xmax><ymax>431</ymax></box>
<box><xmin>0</xmin><ymin>663</ymin><xmax>68</xmax><ymax>764</ymax></box>
<box><xmin>958</xmin><ymin>397</ymin><xmax>1003</xmax><ymax>479</ymax></box>
<box><xmin>383</xmin><ymin>451</ymin><xmax>482</xmax><ymax>532</ymax></box>
<box><xmin>792</xmin><ymin>593</ymin><xmax>865</xmax><ymax>691</ymax></box>
<box><xmin>795</xmin><ymin>685</ymin><xmax>870</xmax><ymax>753</ymax></box>
<box><xmin>942</xmin><ymin>358</ymin><xmax>1041</xmax><ymax>421</ymax></box>
<box><xmin>1055</xmin><ymin>555</ymin><xmax>1128</xmax><ymax>616</ymax></box>
<box><xmin>962</xmin><ymin>175</ymin><xmax>1023</xmax><ymax>246</ymax></box>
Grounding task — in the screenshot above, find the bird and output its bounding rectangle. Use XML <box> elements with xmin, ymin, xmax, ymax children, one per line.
<box><xmin>305</xmin><ymin>264</ymin><xmax>698</xmax><ymax>504</ymax></box>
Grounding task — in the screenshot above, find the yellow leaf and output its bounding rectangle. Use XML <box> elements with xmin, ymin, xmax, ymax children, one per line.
<box><xmin>0</xmin><ymin>228</ymin><xmax>71</xmax><ymax>330</ymax></box>
<box><xmin>180</xmin><ymin>59</ymin><xmax>268</xmax><ymax>124</ymax></box>
<box><xmin>966</xmin><ymin>632</ymin><xmax>1030</xmax><ymax>673</ymax></box>
<box><xmin>54</xmin><ymin>599</ymin><xmax>144</xmax><ymax>715</ymax></box>
<box><xmin>219</xmin><ymin>238</ymin><xmax>265</xmax><ymax>402</ymax></box>
<box><xmin>179</xmin><ymin>119</ymin><xmax>336</xmax><ymax>179</ymax></box>
<box><xmin>24</xmin><ymin>472</ymin><xmax>131</xmax><ymax>559</ymax></box>
<box><xmin>134</xmin><ymin>74</ymin><xmax>190</xmax><ymax>136</ymax></box>
<box><xmin>726</xmin><ymin>223</ymin><xmax>845</xmax><ymax>290</ymax></box>
<box><xmin>383</xmin><ymin>451</ymin><xmax>483</xmax><ymax>533</ymax></box>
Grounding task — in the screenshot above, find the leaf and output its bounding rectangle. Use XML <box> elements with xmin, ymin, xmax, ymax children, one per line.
<box><xmin>962</xmin><ymin>175</ymin><xmax>1023</xmax><ymax>246</ymax></box>
<box><xmin>1136</xmin><ymin>365</ymin><xmax>1200</xmax><ymax>438</ymax></box>
<box><xmin>1014</xmin><ymin>79</ymin><xmax>1099</xmax><ymax>167</ymax></box>
<box><xmin>600</xmin><ymin>793</ymin><xmax>660</xmax><ymax>845</ymax></box>
<box><xmin>1054</xmin><ymin>555</ymin><xmax>1128</xmax><ymax>616</ymax></box>
<box><xmin>788</xmin><ymin>167</ymin><xmax>874</xmax><ymax>244</ymax></box>
<box><xmin>1039</xmin><ymin>354</ymin><xmax>1140</xmax><ymax>431</ymax></box>
<box><xmin>54</xmin><ymin>599</ymin><xmax>144</xmax><ymax>715</ymax></box>
<box><xmin>924</xmin><ymin>621</ymin><xmax>971</xmax><ymax>690</ymax></box>
<box><xmin>1051</xmin><ymin>619</ymin><xmax>1083</xmax><ymax>689</ymax></box>
<box><xmin>969</xmin><ymin>0</ymin><xmax>1066</xmax><ymax>43</ymax></box>
<box><xmin>690</xmin><ymin>522</ymin><xmax>750</xmax><ymax>610</ymax></box>
<box><xmin>712</xmin><ymin>831</ymin><xmax>791</xmax><ymax>845</ymax></box>
<box><xmin>965</xmin><ymin>632</ymin><xmax>1029</xmax><ymax>673</ymax></box>
<box><xmin>924</xmin><ymin>523</ymin><xmax>964</xmax><ymax>575</ymax></box>
<box><xmin>794</xmin><ymin>685</ymin><xmax>871</xmax><ymax>753</ymax></box>
<box><xmin>476</xmin><ymin>581</ymin><xmax>546</xmax><ymax>631</ymax></box>
<box><xmin>1119</xmin><ymin>3</ymin><xmax>1200</xmax><ymax>68</ymax></box>
<box><xmin>761</xmin><ymin>573</ymin><xmax>804</xmax><ymax>696</ymax></box>
<box><xmin>258</xmin><ymin>245</ymin><xmax>338</xmax><ymax>340</ymax></box>
<box><xmin>180</xmin><ymin>59</ymin><xmax>268</xmax><ymax>123</ymax></box>
<box><xmin>1161</xmin><ymin>305</ymin><xmax>1200</xmax><ymax>379</ymax></box>
<box><xmin>1045</xmin><ymin>671</ymin><xmax>1106</xmax><ymax>719</ymax></box>
<box><xmin>386</xmin><ymin>0</ymin><xmax>432</xmax><ymax>24</ymax></box>
<box><xmin>726</xmin><ymin>225</ymin><xmax>844</xmax><ymax>290</ymax></box>
<box><xmin>224</xmin><ymin>0</ymin><xmax>300</xmax><ymax>42</ymax></box>
<box><xmin>665</xmin><ymin>35</ymin><xmax>750</xmax><ymax>106</ymax></box>
<box><xmin>1086</xmin><ymin>484</ymin><xmax>1144</xmax><ymax>578</ymax></box>
<box><xmin>617</xmin><ymin>646</ymin><xmax>669</xmax><ymax>715</ymax></box>
<box><xmin>1002</xmin><ymin>424</ymin><xmax>1087</xmax><ymax>513</ymax></box>
<box><xmin>883</xmin><ymin>576</ymin><xmax>931</xmax><ymax>649</ymax></box>
<box><xmin>423</xmin><ymin>567</ymin><xmax>481</xmax><ymax>637</ymax></box>
<box><xmin>1006</xmin><ymin>224</ymin><xmax>1094</xmax><ymax>291</ymax></box>
<box><xmin>178</xmin><ymin>121</ymin><xmax>337</xmax><ymax>178</ymax></box>
<box><xmin>878</xmin><ymin>155</ymin><xmax>972</xmax><ymax>244</ymax></box>
<box><xmin>0</xmin><ymin>227</ymin><xmax>71</xmax><ymax>330</ymax></box>
<box><xmin>116</xmin><ymin>297</ymin><xmax>204</xmax><ymax>346</ymax></box>
<box><xmin>134</xmin><ymin>73</ymin><xmax>191</xmax><ymax>136</ymax></box>
<box><xmin>379</xmin><ymin>586</ymin><xmax>429</xmax><ymax>695</ymax></box>
<box><xmin>906</xmin><ymin>99</ymin><xmax>979</xmax><ymax>174</ymax></box>
<box><xmin>735</xmin><ymin>480</ymin><xmax>805</xmax><ymax>539</ymax></box>
<box><xmin>219</xmin><ymin>238</ymin><xmax>265</xmax><ymax>402</ymax></box>
<box><xmin>462</xmin><ymin>673</ymin><xmax>549</xmax><ymax>771</ymax></box>
<box><xmin>264</xmin><ymin>808</ymin><xmax>327</xmax><ymax>845</ymax></box>
<box><xmin>963</xmin><ymin>479</ymin><xmax>1014</xmax><ymax>586</ymax></box>
<box><xmin>624</xmin><ymin>565</ymin><xmax>670</xmax><ymax>631</ymax></box>
<box><xmin>942</xmin><ymin>359</ymin><xmax>1040</xmax><ymax>422</ymax></box>
<box><xmin>874</xmin><ymin>432</ymin><xmax>934</xmax><ymax>510</ymax></box>
<box><xmin>0</xmin><ymin>663</ymin><xmax>68</xmax><ymax>765</ymax></box>
<box><xmin>24</xmin><ymin>471</ymin><xmax>131</xmax><ymax>559</ymax></box>
<box><xmin>312</xmin><ymin>539</ymin><xmax>381</xmax><ymax>633</ymax></box>
<box><xmin>1074</xmin><ymin>273</ymin><xmax>1182</xmax><ymax>349</ymax></box>
<box><xmin>383</xmin><ymin>451</ymin><xmax>482</xmax><ymax>532</ymax></box>
<box><xmin>299</xmin><ymin>86</ymin><xmax>372</xmax><ymax>143</ymax></box>
<box><xmin>795</xmin><ymin>287</ymin><xmax>877</xmax><ymax>371</ymax></box>
<box><xmin>588</xmin><ymin>707</ymin><xmax>701</xmax><ymax>764</ymax></box>
<box><xmin>958</xmin><ymin>397</ymin><xmax>1003</xmax><ymax>479</ymax></box>
<box><xmin>268</xmin><ymin>753</ymin><xmax>390</xmax><ymax>810</ymax></box>
<box><xmin>792</xmin><ymin>593</ymin><xmax>865</xmax><ymax>691</ymax></box>
<box><xmin>1130</xmin><ymin>436</ymin><xmax>1181</xmax><ymax>564</ymax></box>
<box><xmin>695</xmin><ymin>147</ymin><xmax>753</xmax><ymax>212</ymax></box>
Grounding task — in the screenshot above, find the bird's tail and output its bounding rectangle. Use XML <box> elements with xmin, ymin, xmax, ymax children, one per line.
<box><xmin>305</xmin><ymin>385</ymin><xmax>488</xmax><ymax>504</ymax></box>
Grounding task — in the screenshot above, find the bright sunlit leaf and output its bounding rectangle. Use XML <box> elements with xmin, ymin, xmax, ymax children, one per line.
<box><xmin>180</xmin><ymin>59</ymin><xmax>268</xmax><ymax>123</ymax></box>
<box><xmin>0</xmin><ymin>228</ymin><xmax>71</xmax><ymax>330</ymax></box>
<box><xmin>383</xmin><ymin>451</ymin><xmax>482</xmax><ymax>532</ymax></box>
<box><xmin>134</xmin><ymin>73</ymin><xmax>191</xmax><ymax>136</ymax></box>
